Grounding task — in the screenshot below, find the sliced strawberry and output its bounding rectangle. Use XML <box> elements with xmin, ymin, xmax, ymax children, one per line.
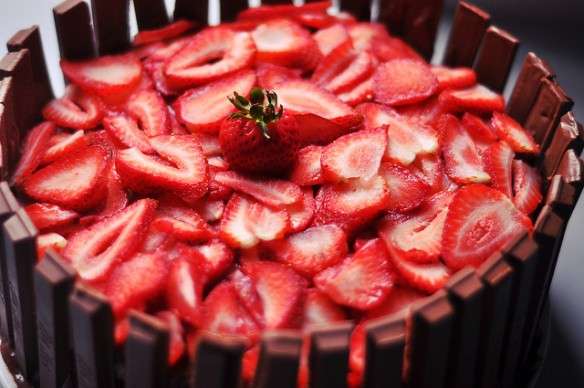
<box><xmin>25</xmin><ymin>203</ymin><xmax>78</xmax><ymax>232</ymax></box>
<box><xmin>116</xmin><ymin>135</ymin><xmax>209</xmax><ymax>202</ymax></box>
<box><xmin>104</xmin><ymin>251</ymin><xmax>169</xmax><ymax>318</ymax></box>
<box><xmin>192</xmin><ymin>239</ymin><xmax>235</xmax><ymax>283</ymax></box>
<box><xmin>208</xmin><ymin>167</ymin><xmax>234</xmax><ymax>201</ymax></box>
<box><xmin>397</xmin><ymin>96</ymin><xmax>445</xmax><ymax>128</ymax></box>
<box><xmin>42</xmin><ymin>130</ymin><xmax>89</xmax><ymax>165</ymax></box>
<box><xmin>439</xmin><ymin>85</ymin><xmax>505</xmax><ymax>113</ymax></box>
<box><xmin>241</xmin><ymin>345</ymin><xmax>260</xmax><ymax>383</ymax></box>
<box><xmin>411</xmin><ymin>154</ymin><xmax>446</xmax><ymax>193</ymax></box>
<box><xmin>348</xmin><ymin>323</ymin><xmax>366</xmax><ymax>388</ymax></box>
<box><xmin>285</xmin><ymin>188</ymin><xmax>316</xmax><ymax>233</ymax></box>
<box><xmin>37</xmin><ymin>233</ymin><xmax>67</xmax><ymax>259</ymax></box>
<box><xmin>321</xmin><ymin>127</ymin><xmax>386</xmax><ymax>182</ymax></box>
<box><xmin>231</xmin><ymin>269</ymin><xmax>265</xmax><ymax>326</ymax></box>
<box><xmin>431</xmin><ymin>66</ymin><xmax>477</xmax><ymax>91</ymax></box>
<box><xmin>61</xmin><ymin>54</ymin><xmax>142</xmax><ymax>104</ymax></box>
<box><xmin>166</xmin><ymin>255</ymin><xmax>205</xmax><ymax>326</ymax></box>
<box><xmin>267</xmin><ymin>224</ymin><xmax>348</xmax><ymax>277</ymax></box>
<box><xmin>133</xmin><ymin>20</ymin><xmax>195</xmax><ymax>46</ymax></box>
<box><xmin>103</xmin><ymin>111</ymin><xmax>154</xmax><ymax>154</ymax></box>
<box><xmin>125</xmin><ymin>89</ymin><xmax>170</xmax><ymax>137</ymax></box>
<box><xmin>42</xmin><ymin>86</ymin><xmax>104</xmax><ymax>130</ymax></box>
<box><xmin>389</xmin><ymin>250</ymin><xmax>450</xmax><ymax>294</ymax></box>
<box><xmin>373</xmin><ymin>37</ymin><xmax>424</xmax><ymax>62</ymax></box>
<box><xmin>373</xmin><ymin>59</ymin><xmax>438</xmax><ymax>107</ymax></box>
<box><xmin>191</xmin><ymin>133</ymin><xmax>222</xmax><ymax>156</ymax></box>
<box><xmin>312</xmin><ymin>41</ymin><xmax>353</xmax><ymax>88</ymax></box>
<box><xmin>23</xmin><ymin>145</ymin><xmax>110</xmax><ymax>211</ymax></box>
<box><xmin>144</xmin><ymin>60</ymin><xmax>180</xmax><ymax>96</ymax></box>
<box><xmin>256</xmin><ymin>63</ymin><xmax>301</xmax><ymax>89</ymax></box>
<box><xmin>293</xmin><ymin>11</ymin><xmax>338</xmax><ymax>30</ymax></box>
<box><xmin>484</xmin><ymin>141</ymin><xmax>514</xmax><ymax>198</ymax></box>
<box><xmin>192</xmin><ymin>198</ymin><xmax>225</xmax><ymax>223</ymax></box>
<box><xmin>64</xmin><ymin>199</ymin><xmax>157</xmax><ymax>280</ymax></box>
<box><xmin>314</xmin><ymin>238</ymin><xmax>394</xmax><ymax>310</ymax></box>
<box><xmin>348</xmin><ymin>23</ymin><xmax>389</xmax><ymax>52</ymax></box>
<box><xmin>512</xmin><ymin>160</ymin><xmax>542</xmax><ymax>215</ymax></box>
<box><xmin>90</xmin><ymin>165</ymin><xmax>129</xmax><ymax>221</ymax></box>
<box><xmin>314</xmin><ymin>23</ymin><xmax>350</xmax><ymax>56</ymax></box>
<box><xmin>439</xmin><ymin>114</ymin><xmax>491</xmax><ymax>184</ymax></box>
<box><xmin>364</xmin><ymin>286</ymin><xmax>426</xmax><ymax>320</ymax></box>
<box><xmin>152</xmin><ymin>203</ymin><xmax>214</xmax><ymax>242</ymax></box>
<box><xmin>303</xmin><ymin>288</ymin><xmax>347</xmax><ymax>329</ymax></box>
<box><xmin>490</xmin><ymin>112</ymin><xmax>540</xmax><ymax>154</ymax></box>
<box><xmin>174</xmin><ymin>70</ymin><xmax>256</xmax><ymax>133</ymax></box>
<box><xmin>156</xmin><ymin>311</ymin><xmax>186</xmax><ymax>366</ymax></box>
<box><xmin>293</xmin><ymin>113</ymin><xmax>360</xmax><ymax>146</ymax></box>
<box><xmin>461</xmin><ymin>113</ymin><xmax>498</xmax><ymax>146</ymax></box>
<box><xmin>12</xmin><ymin>121</ymin><xmax>55</xmax><ymax>186</ymax></box>
<box><xmin>164</xmin><ymin>28</ymin><xmax>255</xmax><ymax>88</ymax></box>
<box><xmin>442</xmin><ymin>184</ymin><xmax>533</xmax><ymax>269</ymax></box>
<box><xmin>238</xmin><ymin>1</ymin><xmax>332</xmax><ymax>22</ymax></box>
<box><xmin>146</xmin><ymin>37</ymin><xmax>191</xmax><ymax>63</ymax></box>
<box><xmin>337</xmin><ymin>75</ymin><xmax>374</xmax><ymax>107</ymax></box>
<box><xmin>290</xmin><ymin>145</ymin><xmax>324</xmax><ymax>186</ymax></box>
<box><xmin>379</xmin><ymin>162</ymin><xmax>431</xmax><ymax>212</ymax></box>
<box><xmin>213</xmin><ymin>171</ymin><xmax>303</xmax><ymax>207</ymax></box>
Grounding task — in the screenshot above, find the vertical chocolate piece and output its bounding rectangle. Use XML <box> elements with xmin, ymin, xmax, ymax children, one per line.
<box><xmin>252</xmin><ymin>331</ymin><xmax>302</xmax><ymax>388</ymax></box>
<box><xmin>406</xmin><ymin>290</ymin><xmax>453</xmax><ymax>388</ymax></box>
<box><xmin>221</xmin><ymin>0</ymin><xmax>248</xmax><ymax>23</ymax></box>
<box><xmin>545</xmin><ymin>175</ymin><xmax>579</xmax><ymax>220</ymax></box>
<box><xmin>473</xmin><ymin>26</ymin><xmax>519</xmax><ymax>93</ymax></box>
<box><xmin>69</xmin><ymin>285</ymin><xmax>115</xmax><ymax>388</ymax></box>
<box><xmin>443</xmin><ymin>1</ymin><xmax>490</xmax><ymax>68</ymax></box>
<box><xmin>363</xmin><ymin>315</ymin><xmax>405</xmax><ymax>388</ymax></box>
<box><xmin>557</xmin><ymin>149</ymin><xmax>584</xmax><ymax>191</ymax></box>
<box><xmin>125</xmin><ymin>311</ymin><xmax>169</xmax><ymax>388</ymax></box>
<box><xmin>90</xmin><ymin>0</ymin><xmax>131</xmax><ymax>54</ymax></box>
<box><xmin>0</xmin><ymin>183</ymin><xmax>18</xmax><ymax>345</ymax></box>
<box><xmin>543</xmin><ymin>112</ymin><xmax>584</xmax><ymax>179</ymax></box>
<box><xmin>53</xmin><ymin>0</ymin><xmax>96</xmax><ymax>61</ymax></box>
<box><xmin>507</xmin><ymin>52</ymin><xmax>555</xmax><ymax>125</ymax></box>
<box><xmin>378</xmin><ymin>0</ymin><xmax>407</xmax><ymax>36</ymax></box>
<box><xmin>444</xmin><ymin>269</ymin><xmax>484</xmax><ymax>388</ymax></box>
<box><xmin>173</xmin><ymin>0</ymin><xmax>208</xmax><ymax>24</ymax></box>
<box><xmin>262</xmin><ymin>0</ymin><xmax>293</xmax><ymax>4</ymax></box>
<box><xmin>0</xmin><ymin>102</ymin><xmax>13</xmax><ymax>180</ymax></box>
<box><xmin>3</xmin><ymin>208</ymin><xmax>38</xmax><ymax>380</ymax></box>
<box><xmin>339</xmin><ymin>0</ymin><xmax>371</xmax><ymax>21</ymax></box>
<box><xmin>400</xmin><ymin>0</ymin><xmax>444</xmax><ymax>60</ymax></box>
<box><xmin>133</xmin><ymin>0</ymin><xmax>170</xmax><ymax>31</ymax></box>
<box><xmin>309</xmin><ymin>322</ymin><xmax>353</xmax><ymax>388</ymax></box>
<box><xmin>475</xmin><ymin>253</ymin><xmax>513</xmax><ymax>388</ymax></box>
<box><xmin>524</xmin><ymin>78</ymin><xmax>573</xmax><ymax>149</ymax></box>
<box><xmin>191</xmin><ymin>333</ymin><xmax>246</xmax><ymax>388</ymax></box>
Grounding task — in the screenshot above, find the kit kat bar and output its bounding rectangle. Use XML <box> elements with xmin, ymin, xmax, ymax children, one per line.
<box><xmin>221</xmin><ymin>0</ymin><xmax>248</xmax><ymax>23</ymax></box>
<box><xmin>339</xmin><ymin>0</ymin><xmax>371</xmax><ymax>21</ymax></box>
<box><xmin>507</xmin><ymin>53</ymin><xmax>555</xmax><ymax>125</ymax></box>
<box><xmin>261</xmin><ymin>0</ymin><xmax>293</xmax><ymax>4</ymax></box>
<box><xmin>475</xmin><ymin>253</ymin><xmax>513</xmax><ymax>388</ymax></box>
<box><xmin>252</xmin><ymin>331</ymin><xmax>302</xmax><ymax>388</ymax></box>
<box><xmin>191</xmin><ymin>333</ymin><xmax>246</xmax><ymax>388</ymax></box>
<box><xmin>34</xmin><ymin>250</ymin><xmax>76</xmax><ymax>388</ymax></box>
<box><xmin>53</xmin><ymin>0</ymin><xmax>96</xmax><ymax>61</ymax></box>
<box><xmin>443</xmin><ymin>1</ymin><xmax>490</xmax><ymax>68</ymax></box>
<box><xmin>542</xmin><ymin>112</ymin><xmax>584</xmax><ymax>179</ymax></box>
<box><xmin>363</xmin><ymin>315</ymin><xmax>405</xmax><ymax>388</ymax></box>
<box><xmin>3</xmin><ymin>208</ymin><xmax>38</xmax><ymax>381</ymax></box>
<box><xmin>400</xmin><ymin>0</ymin><xmax>444</xmax><ymax>61</ymax></box>
<box><xmin>444</xmin><ymin>269</ymin><xmax>484</xmax><ymax>388</ymax></box>
<box><xmin>69</xmin><ymin>285</ymin><xmax>115</xmax><ymax>388</ymax></box>
<box><xmin>309</xmin><ymin>322</ymin><xmax>353</xmax><ymax>388</ymax></box>
<box><xmin>133</xmin><ymin>0</ymin><xmax>169</xmax><ymax>31</ymax></box>
<box><xmin>545</xmin><ymin>175</ymin><xmax>578</xmax><ymax>221</ymax></box>
<box><xmin>173</xmin><ymin>0</ymin><xmax>208</xmax><ymax>25</ymax></box>
<box><xmin>125</xmin><ymin>311</ymin><xmax>169</xmax><ymax>388</ymax></box>
<box><xmin>557</xmin><ymin>149</ymin><xmax>584</xmax><ymax>193</ymax></box>
<box><xmin>406</xmin><ymin>290</ymin><xmax>453</xmax><ymax>388</ymax></box>
<box><xmin>0</xmin><ymin>183</ymin><xmax>19</xmax><ymax>344</ymax></box>
<box><xmin>90</xmin><ymin>0</ymin><xmax>130</xmax><ymax>55</ymax></box>
<box><xmin>377</xmin><ymin>0</ymin><xmax>407</xmax><ymax>37</ymax></box>
<box><xmin>473</xmin><ymin>26</ymin><xmax>519</xmax><ymax>93</ymax></box>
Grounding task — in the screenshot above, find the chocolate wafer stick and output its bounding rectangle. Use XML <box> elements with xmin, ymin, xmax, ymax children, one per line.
<box><xmin>400</xmin><ymin>0</ymin><xmax>444</xmax><ymax>61</ymax></box>
<box><xmin>363</xmin><ymin>315</ymin><xmax>405</xmax><ymax>388</ymax></box>
<box><xmin>221</xmin><ymin>0</ymin><xmax>248</xmax><ymax>23</ymax></box>
<box><xmin>309</xmin><ymin>322</ymin><xmax>353</xmax><ymax>388</ymax></box>
<box><xmin>0</xmin><ymin>77</ymin><xmax>22</xmax><ymax>176</ymax></box>
<box><xmin>173</xmin><ymin>0</ymin><xmax>208</xmax><ymax>24</ymax></box>
<box><xmin>133</xmin><ymin>0</ymin><xmax>170</xmax><ymax>31</ymax></box>
<box><xmin>252</xmin><ymin>331</ymin><xmax>302</xmax><ymax>388</ymax></box>
<box><xmin>90</xmin><ymin>0</ymin><xmax>131</xmax><ymax>55</ymax></box>
<box><xmin>378</xmin><ymin>0</ymin><xmax>407</xmax><ymax>36</ymax></box>
<box><xmin>473</xmin><ymin>26</ymin><xmax>519</xmax><ymax>93</ymax></box>
<box><xmin>2</xmin><ymin>208</ymin><xmax>38</xmax><ymax>381</ymax></box>
<box><xmin>443</xmin><ymin>1</ymin><xmax>490</xmax><ymax>68</ymax></box>
<box><xmin>69</xmin><ymin>285</ymin><xmax>115</xmax><ymax>388</ymax></box>
<box><xmin>542</xmin><ymin>112</ymin><xmax>584</xmax><ymax>180</ymax></box>
<box><xmin>53</xmin><ymin>0</ymin><xmax>96</xmax><ymax>61</ymax></box>
<box><xmin>545</xmin><ymin>175</ymin><xmax>579</xmax><ymax>220</ymax></box>
<box><xmin>557</xmin><ymin>149</ymin><xmax>584</xmax><ymax>192</ymax></box>
<box><xmin>0</xmin><ymin>183</ymin><xmax>18</xmax><ymax>345</ymax></box>
<box><xmin>339</xmin><ymin>0</ymin><xmax>371</xmax><ymax>21</ymax></box>
<box><xmin>191</xmin><ymin>333</ymin><xmax>246</xmax><ymax>388</ymax></box>
<box><xmin>261</xmin><ymin>0</ymin><xmax>293</xmax><ymax>4</ymax></box>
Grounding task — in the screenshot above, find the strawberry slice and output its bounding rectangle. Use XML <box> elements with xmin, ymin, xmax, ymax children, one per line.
<box><xmin>439</xmin><ymin>85</ymin><xmax>505</xmax><ymax>113</ymax></box>
<box><xmin>397</xmin><ymin>96</ymin><xmax>444</xmax><ymax>127</ymax></box>
<box><xmin>164</xmin><ymin>28</ymin><xmax>255</xmax><ymax>88</ymax></box>
<box><xmin>213</xmin><ymin>171</ymin><xmax>303</xmax><ymax>207</ymax></box>
<box><xmin>220</xmin><ymin>194</ymin><xmax>289</xmax><ymax>248</ymax></box>
<box><xmin>238</xmin><ymin>1</ymin><xmax>332</xmax><ymax>22</ymax></box>
<box><xmin>91</xmin><ymin>165</ymin><xmax>129</xmax><ymax>221</ymax></box>
<box><xmin>156</xmin><ymin>311</ymin><xmax>186</xmax><ymax>366</ymax></box>
<box><xmin>314</xmin><ymin>238</ymin><xmax>394</xmax><ymax>310</ymax></box>
<box><xmin>373</xmin><ymin>59</ymin><xmax>438</xmax><ymax>106</ymax></box>
<box><xmin>144</xmin><ymin>60</ymin><xmax>180</xmax><ymax>96</ymax></box>
<box><xmin>431</xmin><ymin>66</ymin><xmax>477</xmax><ymax>92</ymax></box>
<box><xmin>191</xmin><ymin>133</ymin><xmax>222</xmax><ymax>156</ymax></box>
<box><xmin>461</xmin><ymin>113</ymin><xmax>498</xmax><ymax>145</ymax></box>
<box><xmin>242</xmin><ymin>346</ymin><xmax>261</xmax><ymax>383</ymax></box>
<box><xmin>389</xmin><ymin>250</ymin><xmax>450</xmax><ymax>294</ymax></box>
<box><xmin>242</xmin><ymin>261</ymin><xmax>307</xmax><ymax>329</ymax></box>
<box><xmin>192</xmin><ymin>239</ymin><xmax>235</xmax><ymax>283</ymax></box>
<box><xmin>231</xmin><ymin>269</ymin><xmax>265</xmax><ymax>326</ymax></box>
<box><xmin>364</xmin><ymin>286</ymin><xmax>426</xmax><ymax>320</ymax></box>
<box><xmin>42</xmin><ymin>86</ymin><xmax>104</xmax><ymax>130</ymax></box>
<box><xmin>490</xmin><ymin>112</ymin><xmax>540</xmax><ymax>154</ymax></box>
<box><xmin>166</xmin><ymin>255</ymin><xmax>206</xmax><ymax>326</ymax></box>
<box><xmin>512</xmin><ymin>160</ymin><xmax>542</xmax><ymax>215</ymax></box>
<box><xmin>293</xmin><ymin>113</ymin><xmax>360</xmax><ymax>146</ymax></box>
<box><xmin>337</xmin><ymin>75</ymin><xmax>374</xmax><ymax>107</ymax></box>
<box><xmin>285</xmin><ymin>188</ymin><xmax>316</xmax><ymax>233</ymax></box>
<box><xmin>37</xmin><ymin>233</ymin><xmax>67</xmax><ymax>259</ymax></box>
<box><xmin>61</xmin><ymin>54</ymin><xmax>142</xmax><ymax>104</ymax></box>
<box><xmin>64</xmin><ymin>199</ymin><xmax>157</xmax><ymax>280</ymax></box>
<box><xmin>310</xmin><ymin>40</ymin><xmax>350</xmax><ymax>89</ymax></box>
<box><xmin>314</xmin><ymin>23</ymin><xmax>350</xmax><ymax>56</ymax></box>
<box><xmin>125</xmin><ymin>89</ymin><xmax>170</xmax><ymax>137</ymax></box>
<box><xmin>42</xmin><ymin>130</ymin><xmax>89</xmax><ymax>165</ymax></box>
<box><xmin>133</xmin><ymin>20</ymin><xmax>195</xmax><ymax>46</ymax></box>
<box><xmin>442</xmin><ymin>184</ymin><xmax>533</xmax><ymax>269</ymax></box>
<box><xmin>256</xmin><ymin>63</ymin><xmax>301</xmax><ymax>89</ymax></box>
<box><xmin>290</xmin><ymin>145</ymin><xmax>324</xmax><ymax>186</ymax></box>
<box><xmin>267</xmin><ymin>224</ymin><xmax>348</xmax><ymax>277</ymax></box>
<box><xmin>379</xmin><ymin>162</ymin><xmax>431</xmax><ymax>212</ymax></box>
<box><xmin>192</xmin><ymin>198</ymin><xmax>225</xmax><ymax>223</ymax></box>
<box><xmin>348</xmin><ymin>323</ymin><xmax>366</xmax><ymax>388</ymax></box>
<box><xmin>12</xmin><ymin>121</ymin><xmax>56</xmax><ymax>185</ymax></box>
<box><xmin>23</xmin><ymin>145</ymin><xmax>110</xmax><ymax>211</ymax></box>
<box><xmin>174</xmin><ymin>70</ymin><xmax>256</xmax><ymax>133</ymax></box>
<box><xmin>484</xmin><ymin>141</ymin><xmax>514</xmax><ymax>198</ymax></box>
<box><xmin>440</xmin><ymin>114</ymin><xmax>491</xmax><ymax>184</ymax></box>
<box><xmin>25</xmin><ymin>203</ymin><xmax>78</xmax><ymax>232</ymax></box>
<box><xmin>411</xmin><ymin>154</ymin><xmax>447</xmax><ymax>193</ymax></box>
<box><xmin>103</xmin><ymin>111</ymin><xmax>154</xmax><ymax>154</ymax></box>
<box><xmin>116</xmin><ymin>135</ymin><xmax>209</xmax><ymax>202</ymax></box>
<box><xmin>105</xmin><ymin>251</ymin><xmax>169</xmax><ymax>318</ymax></box>
<box><xmin>321</xmin><ymin>127</ymin><xmax>386</xmax><ymax>182</ymax></box>
<box><xmin>303</xmin><ymin>288</ymin><xmax>347</xmax><ymax>328</ymax></box>
<box><xmin>348</xmin><ymin>23</ymin><xmax>389</xmax><ymax>52</ymax></box>
<box><xmin>152</xmin><ymin>202</ymin><xmax>214</xmax><ymax>242</ymax></box>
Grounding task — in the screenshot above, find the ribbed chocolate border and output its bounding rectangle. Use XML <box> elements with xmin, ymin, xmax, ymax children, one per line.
<box><xmin>363</xmin><ymin>315</ymin><xmax>405</xmax><ymax>388</ymax></box>
<box><xmin>0</xmin><ymin>182</ymin><xmax>18</xmax><ymax>346</ymax></box>
<box><xmin>90</xmin><ymin>0</ymin><xmax>131</xmax><ymax>55</ymax></box>
<box><xmin>473</xmin><ymin>26</ymin><xmax>519</xmax><ymax>93</ymax></box>
<box><xmin>53</xmin><ymin>0</ymin><xmax>96</xmax><ymax>61</ymax></box>
<box><xmin>221</xmin><ymin>0</ymin><xmax>248</xmax><ymax>23</ymax></box>
<box><xmin>339</xmin><ymin>0</ymin><xmax>371</xmax><ymax>21</ymax></box>
<box><xmin>133</xmin><ymin>0</ymin><xmax>170</xmax><ymax>31</ymax></box>
<box><xmin>543</xmin><ymin>112</ymin><xmax>584</xmax><ymax>180</ymax></box>
<box><xmin>173</xmin><ymin>0</ymin><xmax>208</xmax><ymax>25</ymax></box>
<box><xmin>252</xmin><ymin>331</ymin><xmax>302</xmax><ymax>388</ymax></box>
<box><xmin>443</xmin><ymin>1</ymin><xmax>490</xmax><ymax>67</ymax></box>
<box><xmin>191</xmin><ymin>332</ymin><xmax>246</xmax><ymax>388</ymax></box>
<box><xmin>309</xmin><ymin>322</ymin><xmax>353</xmax><ymax>388</ymax></box>
<box><xmin>0</xmin><ymin>49</ymin><xmax>35</xmax><ymax>138</ymax></box>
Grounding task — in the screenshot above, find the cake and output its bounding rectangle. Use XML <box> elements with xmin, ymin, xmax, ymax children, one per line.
<box><xmin>0</xmin><ymin>1</ymin><xmax>581</xmax><ymax>388</ymax></box>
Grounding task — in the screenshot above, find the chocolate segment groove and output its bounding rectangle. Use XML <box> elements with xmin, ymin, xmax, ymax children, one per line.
<box><xmin>473</xmin><ymin>26</ymin><xmax>519</xmax><ymax>93</ymax></box>
<box><xmin>220</xmin><ymin>0</ymin><xmax>248</xmax><ymax>23</ymax></box>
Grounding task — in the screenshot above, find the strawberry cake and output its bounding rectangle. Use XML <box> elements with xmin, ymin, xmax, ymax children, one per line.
<box><xmin>0</xmin><ymin>1</ymin><xmax>580</xmax><ymax>388</ymax></box>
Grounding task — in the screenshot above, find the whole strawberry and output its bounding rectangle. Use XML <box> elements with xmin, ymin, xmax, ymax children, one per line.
<box><xmin>220</xmin><ymin>88</ymin><xmax>299</xmax><ymax>176</ymax></box>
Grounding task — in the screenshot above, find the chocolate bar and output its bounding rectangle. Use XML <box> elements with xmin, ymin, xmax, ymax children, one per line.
<box><xmin>0</xmin><ymin>182</ymin><xmax>19</xmax><ymax>345</ymax></box>
<box><xmin>53</xmin><ymin>0</ymin><xmax>96</xmax><ymax>61</ymax></box>
<box><xmin>69</xmin><ymin>285</ymin><xmax>115</xmax><ymax>388</ymax></box>
<box><xmin>542</xmin><ymin>112</ymin><xmax>584</xmax><ymax>179</ymax></box>
<box><xmin>125</xmin><ymin>311</ymin><xmax>169</xmax><ymax>388</ymax></box>
<box><xmin>363</xmin><ymin>315</ymin><xmax>405</xmax><ymax>388</ymax></box>
<box><xmin>545</xmin><ymin>175</ymin><xmax>578</xmax><ymax>220</ymax></box>
<box><xmin>191</xmin><ymin>333</ymin><xmax>246</xmax><ymax>388</ymax></box>
<box><xmin>0</xmin><ymin>77</ymin><xmax>21</xmax><ymax>177</ymax></box>
<box><xmin>339</xmin><ymin>0</ymin><xmax>371</xmax><ymax>21</ymax></box>
<box><xmin>133</xmin><ymin>0</ymin><xmax>169</xmax><ymax>31</ymax></box>
<box><xmin>252</xmin><ymin>331</ymin><xmax>302</xmax><ymax>388</ymax></box>
<box><xmin>406</xmin><ymin>290</ymin><xmax>453</xmax><ymax>388</ymax></box>
<box><xmin>34</xmin><ymin>250</ymin><xmax>76</xmax><ymax>388</ymax></box>
<box><xmin>475</xmin><ymin>253</ymin><xmax>513</xmax><ymax>388</ymax></box>
<box><xmin>557</xmin><ymin>149</ymin><xmax>584</xmax><ymax>190</ymax></box>
<box><xmin>443</xmin><ymin>1</ymin><xmax>490</xmax><ymax>68</ymax></box>
<box><xmin>173</xmin><ymin>0</ymin><xmax>208</xmax><ymax>24</ymax></box>
<box><xmin>401</xmin><ymin>0</ymin><xmax>444</xmax><ymax>60</ymax></box>
<box><xmin>309</xmin><ymin>322</ymin><xmax>353</xmax><ymax>388</ymax></box>
<box><xmin>90</xmin><ymin>0</ymin><xmax>130</xmax><ymax>54</ymax></box>
<box><xmin>378</xmin><ymin>0</ymin><xmax>407</xmax><ymax>37</ymax></box>
<box><xmin>444</xmin><ymin>268</ymin><xmax>484</xmax><ymax>388</ymax></box>
<box><xmin>2</xmin><ymin>208</ymin><xmax>38</xmax><ymax>381</ymax></box>
<box><xmin>221</xmin><ymin>0</ymin><xmax>248</xmax><ymax>23</ymax></box>
<box><xmin>473</xmin><ymin>26</ymin><xmax>519</xmax><ymax>93</ymax></box>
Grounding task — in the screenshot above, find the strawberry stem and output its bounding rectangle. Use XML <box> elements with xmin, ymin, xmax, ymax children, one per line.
<box><xmin>228</xmin><ymin>88</ymin><xmax>283</xmax><ymax>140</ymax></box>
